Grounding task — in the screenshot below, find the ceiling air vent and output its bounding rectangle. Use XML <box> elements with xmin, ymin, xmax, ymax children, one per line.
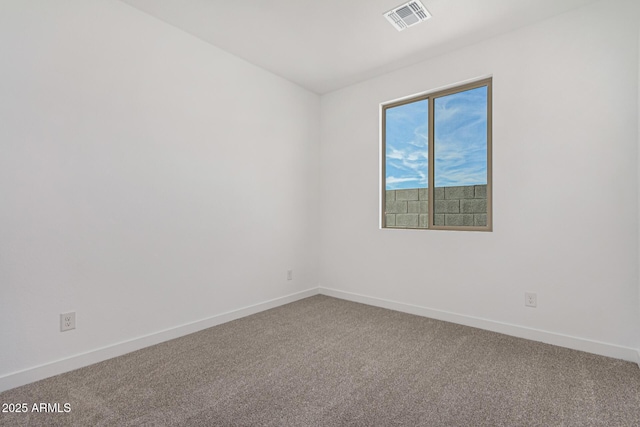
<box><xmin>384</xmin><ymin>0</ymin><xmax>431</xmax><ymax>32</ymax></box>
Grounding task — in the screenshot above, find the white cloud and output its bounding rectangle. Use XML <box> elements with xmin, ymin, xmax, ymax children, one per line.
<box><xmin>386</xmin><ymin>147</ymin><xmax>404</xmax><ymax>160</ymax></box>
<box><xmin>387</xmin><ymin>176</ymin><xmax>420</xmax><ymax>184</ymax></box>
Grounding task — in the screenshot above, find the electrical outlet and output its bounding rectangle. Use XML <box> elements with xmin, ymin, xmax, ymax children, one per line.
<box><xmin>287</xmin><ymin>270</ymin><xmax>293</xmax><ymax>281</ymax></box>
<box><xmin>60</xmin><ymin>312</ymin><xmax>76</xmax><ymax>332</ymax></box>
<box><xmin>525</xmin><ymin>292</ymin><xmax>537</xmax><ymax>308</ymax></box>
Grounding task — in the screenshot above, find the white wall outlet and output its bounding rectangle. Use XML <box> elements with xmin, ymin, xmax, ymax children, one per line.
<box><xmin>287</xmin><ymin>270</ymin><xmax>293</xmax><ymax>281</ymax></box>
<box><xmin>60</xmin><ymin>312</ymin><xmax>76</xmax><ymax>332</ymax></box>
<box><xmin>525</xmin><ymin>292</ymin><xmax>537</xmax><ymax>308</ymax></box>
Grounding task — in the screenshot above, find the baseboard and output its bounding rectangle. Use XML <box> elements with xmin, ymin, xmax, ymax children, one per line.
<box><xmin>319</xmin><ymin>287</ymin><xmax>640</xmax><ymax>365</ymax></box>
<box><xmin>0</xmin><ymin>287</ymin><xmax>320</xmax><ymax>393</ymax></box>
<box><xmin>3</xmin><ymin>286</ymin><xmax>637</xmax><ymax>392</ymax></box>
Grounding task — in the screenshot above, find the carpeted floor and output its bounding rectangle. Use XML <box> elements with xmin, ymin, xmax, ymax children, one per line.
<box><xmin>1</xmin><ymin>295</ymin><xmax>639</xmax><ymax>426</ymax></box>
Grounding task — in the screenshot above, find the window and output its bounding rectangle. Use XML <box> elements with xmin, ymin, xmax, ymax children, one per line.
<box><xmin>382</xmin><ymin>78</ymin><xmax>492</xmax><ymax>231</ymax></box>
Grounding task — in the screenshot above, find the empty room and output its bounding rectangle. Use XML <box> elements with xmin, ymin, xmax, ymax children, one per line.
<box><xmin>1</xmin><ymin>0</ymin><xmax>640</xmax><ymax>425</ymax></box>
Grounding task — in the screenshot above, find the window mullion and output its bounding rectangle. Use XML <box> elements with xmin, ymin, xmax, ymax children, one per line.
<box><xmin>428</xmin><ymin>96</ymin><xmax>434</xmax><ymax>229</ymax></box>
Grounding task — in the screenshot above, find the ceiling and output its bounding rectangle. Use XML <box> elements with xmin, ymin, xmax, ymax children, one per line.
<box><xmin>118</xmin><ymin>0</ymin><xmax>600</xmax><ymax>94</ymax></box>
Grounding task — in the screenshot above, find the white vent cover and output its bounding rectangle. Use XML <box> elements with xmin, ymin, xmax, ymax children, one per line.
<box><xmin>384</xmin><ymin>0</ymin><xmax>431</xmax><ymax>31</ymax></box>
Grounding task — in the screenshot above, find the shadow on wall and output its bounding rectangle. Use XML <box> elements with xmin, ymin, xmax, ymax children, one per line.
<box><xmin>385</xmin><ymin>185</ymin><xmax>487</xmax><ymax>228</ymax></box>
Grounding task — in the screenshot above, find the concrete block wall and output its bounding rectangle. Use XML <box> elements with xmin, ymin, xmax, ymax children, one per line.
<box><xmin>385</xmin><ymin>185</ymin><xmax>487</xmax><ymax>228</ymax></box>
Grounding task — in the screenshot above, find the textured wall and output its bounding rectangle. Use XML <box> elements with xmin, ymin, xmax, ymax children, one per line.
<box><xmin>385</xmin><ymin>185</ymin><xmax>487</xmax><ymax>228</ymax></box>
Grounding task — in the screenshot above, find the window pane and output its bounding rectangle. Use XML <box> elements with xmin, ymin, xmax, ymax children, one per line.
<box><xmin>385</xmin><ymin>99</ymin><xmax>428</xmax><ymax>228</ymax></box>
<box><xmin>433</xmin><ymin>86</ymin><xmax>488</xmax><ymax>227</ymax></box>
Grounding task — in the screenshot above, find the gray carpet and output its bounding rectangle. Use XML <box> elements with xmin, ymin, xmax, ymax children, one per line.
<box><xmin>1</xmin><ymin>295</ymin><xmax>639</xmax><ymax>426</ymax></box>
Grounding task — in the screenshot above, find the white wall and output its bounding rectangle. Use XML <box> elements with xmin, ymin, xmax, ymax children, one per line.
<box><xmin>0</xmin><ymin>0</ymin><xmax>320</xmax><ymax>387</ymax></box>
<box><xmin>320</xmin><ymin>0</ymin><xmax>640</xmax><ymax>357</ymax></box>
<box><xmin>2</xmin><ymin>0</ymin><xmax>639</xmax><ymax>393</ymax></box>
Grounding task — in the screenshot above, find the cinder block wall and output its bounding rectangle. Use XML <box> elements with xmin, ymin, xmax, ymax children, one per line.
<box><xmin>385</xmin><ymin>185</ymin><xmax>487</xmax><ymax>228</ymax></box>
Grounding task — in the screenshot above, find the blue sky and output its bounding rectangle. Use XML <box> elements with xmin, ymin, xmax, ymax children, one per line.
<box><xmin>385</xmin><ymin>86</ymin><xmax>487</xmax><ymax>190</ymax></box>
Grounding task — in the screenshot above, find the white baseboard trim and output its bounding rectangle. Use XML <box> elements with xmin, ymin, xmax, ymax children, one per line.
<box><xmin>0</xmin><ymin>287</ymin><xmax>320</xmax><ymax>393</ymax></box>
<box><xmin>3</xmin><ymin>286</ymin><xmax>637</xmax><ymax>393</ymax></box>
<box><xmin>319</xmin><ymin>287</ymin><xmax>640</xmax><ymax>365</ymax></box>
